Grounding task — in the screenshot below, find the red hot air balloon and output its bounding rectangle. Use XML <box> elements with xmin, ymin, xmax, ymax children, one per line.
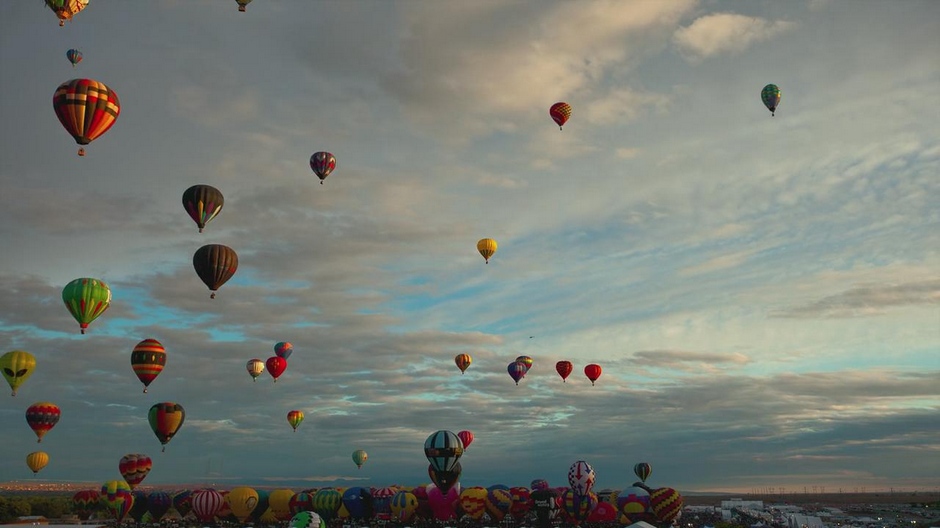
<box><xmin>649</xmin><ymin>487</ymin><xmax>683</xmax><ymax>523</ymax></box>
<box><xmin>549</xmin><ymin>102</ymin><xmax>572</xmax><ymax>130</ymax></box>
<box><xmin>119</xmin><ymin>454</ymin><xmax>152</xmax><ymax>489</ymax></box>
<box><xmin>310</xmin><ymin>151</ymin><xmax>336</xmax><ymax>184</ymax></box>
<box><xmin>454</xmin><ymin>353</ymin><xmax>472</xmax><ymax>374</ymax></box>
<box><xmin>457</xmin><ymin>430</ymin><xmax>474</xmax><ymax>449</ymax></box>
<box><xmin>26</xmin><ymin>402</ymin><xmax>60</xmax><ymax>442</ymax></box>
<box><xmin>192</xmin><ymin>244</ymin><xmax>238</xmax><ymax>299</ymax></box>
<box><xmin>53</xmin><ymin>79</ymin><xmax>120</xmax><ymax>156</ymax></box>
<box><xmin>555</xmin><ymin>360</ymin><xmax>573</xmax><ymax>382</ymax></box>
<box><xmin>266</xmin><ymin>356</ymin><xmax>287</xmax><ymax>382</ymax></box>
<box><xmin>131</xmin><ymin>339</ymin><xmax>166</xmax><ymax>393</ymax></box>
<box><xmin>584</xmin><ymin>364</ymin><xmax>602</xmax><ymax>386</ymax></box>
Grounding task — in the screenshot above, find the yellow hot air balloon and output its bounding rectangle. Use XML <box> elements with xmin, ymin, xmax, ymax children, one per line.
<box><xmin>477</xmin><ymin>238</ymin><xmax>497</xmax><ymax>264</ymax></box>
<box><xmin>2</xmin><ymin>350</ymin><xmax>37</xmax><ymax>396</ymax></box>
<box><xmin>27</xmin><ymin>451</ymin><xmax>50</xmax><ymax>474</ymax></box>
<box><xmin>268</xmin><ymin>489</ymin><xmax>295</xmax><ymax>521</ymax></box>
<box><xmin>227</xmin><ymin>486</ymin><xmax>259</xmax><ymax>522</ymax></box>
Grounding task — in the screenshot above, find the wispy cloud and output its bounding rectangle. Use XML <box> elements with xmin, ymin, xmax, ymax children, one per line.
<box><xmin>674</xmin><ymin>13</ymin><xmax>796</xmax><ymax>62</ymax></box>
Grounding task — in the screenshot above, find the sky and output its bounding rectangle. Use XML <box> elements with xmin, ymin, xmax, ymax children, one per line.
<box><xmin>0</xmin><ymin>0</ymin><xmax>938</xmax><ymax>495</ymax></box>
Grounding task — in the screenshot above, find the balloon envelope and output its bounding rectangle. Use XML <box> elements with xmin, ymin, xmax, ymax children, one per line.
<box><xmin>228</xmin><ymin>487</ymin><xmax>260</xmax><ymax>522</ymax></box>
<box><xmin>424</xmin><ymin>430</ymin><xmax>464</xmax><ymax>472</ymax></box>
<box><xmin>761</xmin><ymin>84</ymin><xmax>781</xmax><ymax>115</ymax></box>
<box><xmin>275</xmin><ymin>341</ymin><xmax>293</xmax><ymax>359</ymax></box>
<box><xmin>457</xmin><ymin>430</ymin><xmax>474</xmax><ymax>449</ymax></box>
<box><xmin>53</xmin><ymin>79</ymin><xmax>119</xmax><ymax>155</ymax></box>
<box><xmin>131</xmin><ymin>339</ymin><xmax>166</xmax><ymax>393</ymax></box>
<box><xmin>26</xmin><ymin>451</ymin><xmax>50</xmax><ymax>473</ymax></box>
<box><xmin>476</xmin><ymin>238</ymin><xmax>497</xmax><ymax>263</ymax></box>
<box><xmin>633</xmin><ymin>462</ymin><xmax>652</xmax><ymax>483</ymax></box>
<box><xmin>182</xmin><ymin>184</ymin><xmax>224</xmax><ymax>233</ymax></box>
<box><xmin>26</xmin><ymin>402</ymin><xmax>60</xmax><ymax>442</ymax></box>
<box><xmin>148</xmin><ymin>402</ymin><xmax>185</xmax><ymax>451</ymax></box>
<box><xmin>1</xmin><ymin>350</ymin><xmax>36</xmax><ymax>396</ymax></box>
<box><xmin>62</xmin><ymin>278</ymin><xmax>111</xmax><ymax>333</ymax></box>
<box><xmin>119</xmin><ymin>454</ymin><xmax>152</xmax><ymax>489</ymax></box>
<box><xmin>193</xmin><ymin>244</ymin><xmax>238</xmax><ymax>298</ymax></box>
<box><xmin>66</xmin><ymin>48</ymin><xmax>82</xmax><ymax>66</ymax></box>
<box><xmin>549</xmin><ymin>102</ymin><xmax>572</xmax><ymax>129</ymax></box>
<box><xmin>454</xmin><ymin>353</ymin><xmax>472</xmax><ymax>374</ymax></box>
<box><xmin>508</xmin><ymin>361</ymin><xmax>527</xmax><ymax>385</ymax></box>
<box><xmin>266</xmin><ymin>356</ymin><xmax>287</xmax><ymax>381</ymax></box>
<box><xmin>288</xmin><ymin>410</ymin><xmax>304</xmax><ymax>431</ymax></box>
<box><xmin>352</xmin><ymin>449</ymin><xmax>368</xmax><ymax>468</ymax></box>
<box><xmin>247</xmin><ymin>358</ymin><xmax>265</xmax><ymax>380</ymax></box>
<box><xmin>310</xmin><ymin>151</ymin><xmax>336</xmax><ymax>183</ymax></box>
<box><xmin>584</xmin><ymin>363</ymin><xmax>602</xmax><ymax>385</ymax></box>
<box><xmin>45</xmin><ymin>0</ymin><xmax>89</xmax><ymax>25</ymax></box>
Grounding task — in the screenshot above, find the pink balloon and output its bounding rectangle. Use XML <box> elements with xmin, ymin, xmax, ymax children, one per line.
<box><xmin>427</xmin><ymin>482</ymin><xmax>461</xmax><ymax>521</ymax></box>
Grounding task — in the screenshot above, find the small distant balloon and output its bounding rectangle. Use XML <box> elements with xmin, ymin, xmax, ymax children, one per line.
<box><xmin>62</xmin><ymin>278</ymin><xmax>111</xmax><ymax>334</ymax></box>
<box><xmin>584</xmin><ymin>364</ymin><xmax>602</xmax><ymax>386</ymax></box>
<box><xmin>457</xmin><ymin>430</ymin><xmax>474</xmax><ymax>449</ymax></box>
<box><xmin>555</xmin><ymin>360</ymin><xmax>573</xmax><ymax>382</ymax></box>
<box><xmin>45</xmin><ymin>0</ymin><xmax>90</xmax><ymax>26</ymax></box>
<box><xmin>477</xmin><ymin>238</ymin><xmax>497</xmax><ymax>264</ymax></box>
<box><xmin>246</xmin><ymin>359</ymin><xmax>265</xmax><ymax>381</ymax></box>
<box><xmin>53</xmin><ymin>78</ymin><xmax>120</xmax><ymax>156</ymax></box>
<box><xmin>515</xmin><ymin>355</ymin><xmax>533</xmax><ymax>373</ymax></box>
<box><xmin>761</xmin><ymin>84</ymin><xmax>781</xmax><ymax>116</ymax></box>
<box><xmin>182</xmin><ymin>185</ymin><xmax>224</xmax><ymax>233</ymax></box>
<box><xmin>454</xmin><ymin>353</ymin><xmax>472</xmax><ymax>374</ymax></box>
<box><xmin>507</xmin><ymin>361</ymin><xmax>527</xmax><ymax>385</ymax></box>
<box><xmin>131</xmin><ymin>339</ymin><xmax>166</xmax><ymax>393</ymax></box>
<box><xmin>192</xmin><ymin>244</ymin><xmax>238</xmax><ymax>299</ymax></box>
<box><xmin>26</xmin><ymin>402</ymin><xmax>61</xmax><ymax>443</ymax></box>
<box><xmin>266</xmin><ymin>356</ymin><xmax>287</xmax><ymax>382</ymax></box>
<box><xmin>549</xmin><ymin>102</ymin><xmax>572</xmax><ymax>129</ymax></box>
<box><xmin>634</xmin><ymin>462</ymin><xmax>652</xmax><ymax>483</ymax></box>
<box><xmin>310</xmin><ymin>151</ymin><xmax>336</xmax><ymax>184</ymax></box>
<box><xmin>27</xmin><ymin>451</ymin><xmax>50</xmax><ymax>474</ymax></box>
<box><xmin>66</xmin><ymin>49</ymin><xmax>82</xmax><ymax>67</ymax></box>
<box><xmin>236</xmin><ymin>0</ymin><xmax>252</xmax><ymax>12</ymax></box>
<box><xmin>275</xmin><ymin>342</ymin><xmax>293</xmax><ymax>359</ymax></box>
<box><xmin>287</xmin><ymin>410</ymin><xmax>304</xmax><ymax>432</ymax></box>
<box><xmin>352</xmin><ymin>449</ymin><xmax>368</xmax><ymax>469</ymax></box>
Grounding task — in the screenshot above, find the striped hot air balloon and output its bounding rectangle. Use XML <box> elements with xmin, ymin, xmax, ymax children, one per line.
<box><xmin>424</xmin><ymin>430</ymin><xmax>464</xmax><ymax>473</ymax></box>
<box><xmin>119</xmin><ymin>454</ymin><xmax>152</xmax><ymax>489</ymax></box>
<box><xmin>131</xmin><ymin>339</ymin><xmax>166</xmax><ymax>393</ymax></box>
<box><xmin>26</xmin><ymin>402</ymin><xmax>60</xmax><ymax>442</ymax></box>
<box><xmin>62</xmin><ymin>278</ymin><xmax>111</xmax><ymax>334</ymax></box>
<box><xmin>148</xmin><ymin>402</ymin><xmax>185</xmax><ymax>452</ymax></box>
<box><xmin>182</xmin><ymin>185</ymin><xmax>224</xmax><ymax>233</ymax></box>
<box><xmin>53</xmin><ymin>79</ymin><xmax>120</xmax><ymax>156</ymax></box>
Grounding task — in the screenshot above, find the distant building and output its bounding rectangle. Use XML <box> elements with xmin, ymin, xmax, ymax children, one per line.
<box><xmin>10</xmin><ymin>516</ymin><xmax>48</xmax><ymax>525</ymax></box>
<box><xmin>788</xmin><ymin>514</ymin><xmax>825</xmax><ymax>528</ymax></box>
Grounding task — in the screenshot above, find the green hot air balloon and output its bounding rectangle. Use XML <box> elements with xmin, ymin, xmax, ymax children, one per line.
<box><xmin>761</xmin><ymin>84</ymin><xmax>781</xmax><ymax>116</ymax></box>
<box><xmin>62</xmin><ymin>278</ymin><xmax>112</xmax><ymax>334</ymax></box>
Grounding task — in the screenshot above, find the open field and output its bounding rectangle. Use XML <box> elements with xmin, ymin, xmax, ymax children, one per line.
<box><xmin>682</xmin><ymin>492</ymin><xmax>939</xmax><ymax>507</ymax></box>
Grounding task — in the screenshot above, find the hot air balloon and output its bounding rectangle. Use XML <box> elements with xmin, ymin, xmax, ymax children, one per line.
<box><xmin>549</xmin><ymin>102</ymin><xmax>572</xmax><ymax>129</ymax></box>
<box><xmin>73</xmin><ymin>489</ymin><xmax>101</xmax><ymax>520</ymax></box>
<box><xmin>476</xmin><ymin>238</ymin><xmax>497</xmax><ymax>264</ymax></box>
<box><xmin>2</xmin><ymin>350</ymin><xmax>36</xmax><ymax>396</ymax></box>
<box><xmin>266</xmin><ymin>356</ymin><xmax>287</xmax><ymax>382</ymax></box>
<box><xmin>193</xmin><ymin>244</ymin><xmax>238</xmax><ymax>299</ymax></box>
<box><xmin>101</xmin><ymin>480</ymin><xmax>134</xmax><ymax>523</ymax></box>
<box><xmin>26</xmin><ymin>402</ymin><xmax>60</xmax><ymax>443</ymax></box>
<box><xmin>633</xmin><ymin>462</ymin><xmax>651</xmax><ymax>483</ymax></box>
<box><xmin>761</xmin><ymin>84</ymin><xmax>781</xmax><ymax>116</ymax></box>
<box><xmin>290</xmin><ymin>511</ymin><xmax>323</xmax><ymax>528</ymax></box>
<box><xmin>507</xmin><ymin>361</ymin><xmax>527</xmax><ymax>385</ymax></box>
<box><xmin>66</xmin><ymin>49</ymin><xmax>82</xmax><ymax>67</ymax></box>
<box><xmin>584</xmin><ymin>364</ymin><xmax>602</xmax><ymax>386</ymax></box>
<box><xmin>458</xmin><ymin>487</ymin><xmax>488</xmax><ymax>521</ymax></box>
<box><xmin>119</xmin><ymin>454</ymin><xmax>152</xmax><ymax>489</ymax></box>
<box><xmin>45</xmin><ymin>0</ymin><xmax>89</xmax><ymax>26</ymax></box>
<box><xmin>182</xmin><ymin>185</ymin><xmax>224</xmax><ymax>233</ymax></box>
<box><xmin>131</xmin><ymin>339</ymin><xmax>166</xmax><ymax>393</ymax></box>
<box><xmin>148</xmin><ymin>402</ymin><xmax>184</xmax><ymax>452</ymax></box>
<box><xmin>53</xmin><ymin>79</ymin><xmax>120</xmax><ymax>156</ymax></box>
<box><xmin>247</xmin><ymin>358</ymin><xmax>265</xmax><ymax>381</ymax></box>
<box><xmin>147</xmin><ymin>491</ymin><xmax>173</xmax><ymax>522</ymax></box>
<box><xmin>649</xmin><ymin>487</ymin><xmax>683</xmax><ymax>523</ymax></box>
<box><xmin>236</xmin><ymin>0</ymin><xmax>252</xmax><ymax>12</ymax></box>
<box><xmin>457</xmin><ymin>430</ymin><xmax>474</xmax><ymax>449</ymax></box>
<box><xmin>275</xmin><ymin>341</ymin><xmax>293</xmax><ymax>359</ymax></box>
<box><xmin>390</xmin><ymin>490</ymin><xmax>418</xmax><ymax>522</ymax></box>
<box><xmin>62</xmin><ymin>277</ymin><xmax>111</xmax><ymax>334</ymax></box>
<box><xmin>454</xmin><ymin>353</ymin><xmax>472</xmax><ymax>374</ymax></box>
<box><xmin>26</xmin><ymin>451</ymin><xmax>50</xmax><ymax>474</ymax></box>
<box><xmin>515</xmin><ymin>355</ymin><xmax>533</xmax><ymax>373</ymax></box>
<box><xmin>191</xmin><ymin>488</ymin><xmax>224</xmax><ymax>522</ymax></box>
<box><xmin>352</xmin><ymin>449</ymin><xmax>368</xmax><ymax>469</ymax></box>
<box><xmin>567</xmin><ymin>460</ymin><xmax>596</xmax><ymax>496</ymax></box>
<box><xmin>341</xmin><ymin>487</ymin><xmax>373</xmax><ymax>520</ymax></box>
<box><xmin>287</xmin><ymin>410</ymin><xmax>304</xmax><ymax>432</ymax></box>
<box><xmin>555</xmin><ymin>360</ymin><xmax>573</xmax><ymax>382</ymax></box>
<box><xmin>428</xmin><ymin>462</ymin><xmax>461</xmax><ymax>493</ymax></box>
<box><xmin>227</xmin><ymin>487</ymin><xmax>260</xmax><ymax>523</ymax></box>
<box><xmin>562</xmin><ymin>489</ymin><xmax>597</xmax><ymax>524</ymax></box>
<box><xmin>310</xmin><ymin>151</ymin><xmax>336</xmax><ymax>184</ymax></box>
<box><xmin>424</xmin><ymin>430</ymin><xmax>464</xmax><ymax>473</ymax></box>
<box><xmin>312</xmin><ymin>488</ymin><xmax>342</xmax><ymax>521</ymax></box>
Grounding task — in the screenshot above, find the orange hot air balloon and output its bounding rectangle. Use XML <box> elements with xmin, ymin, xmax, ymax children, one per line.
<box><xmin>26</xmin><ymin>402</ymin><xmax>61</xmax><ymax>442</ymax></box>
<box><xmin>454</xmin><ymin>353</ymin><xmax>472</xmax><ymax>374</ymax></box>
<box><xmin>549</xmin><ymin>102</ymin><xmax>572</xmax><ymax>129</ymax></box>
<box><xmin>44</xmin><ymin>0</ymin><xmax>89</xmax><ymax>27</ymax></box>
<box><xmin>584</xmin><ymin>364</ymin><xmax>602</xmax><ymax>386</ymax></box>
<box><xmin>131</xmin><ymin>339</ymin><xmax>166</xmax><ymax>393</ymax></box>
<box><xmin>53</xmin><ymin>79</ymin><xmax>120</xmax><ymax>156</ymax></box>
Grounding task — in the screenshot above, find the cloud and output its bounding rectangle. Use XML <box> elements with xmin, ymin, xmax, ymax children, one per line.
<box><xmin>771</xmin><ymin>280</ymin><xmax>940</xmax><ymax>318</ymax></box>
<box><xmin>673</xmin><ymin>13</ymin><xmax>796</xmax><ymax>62</ymax></box>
